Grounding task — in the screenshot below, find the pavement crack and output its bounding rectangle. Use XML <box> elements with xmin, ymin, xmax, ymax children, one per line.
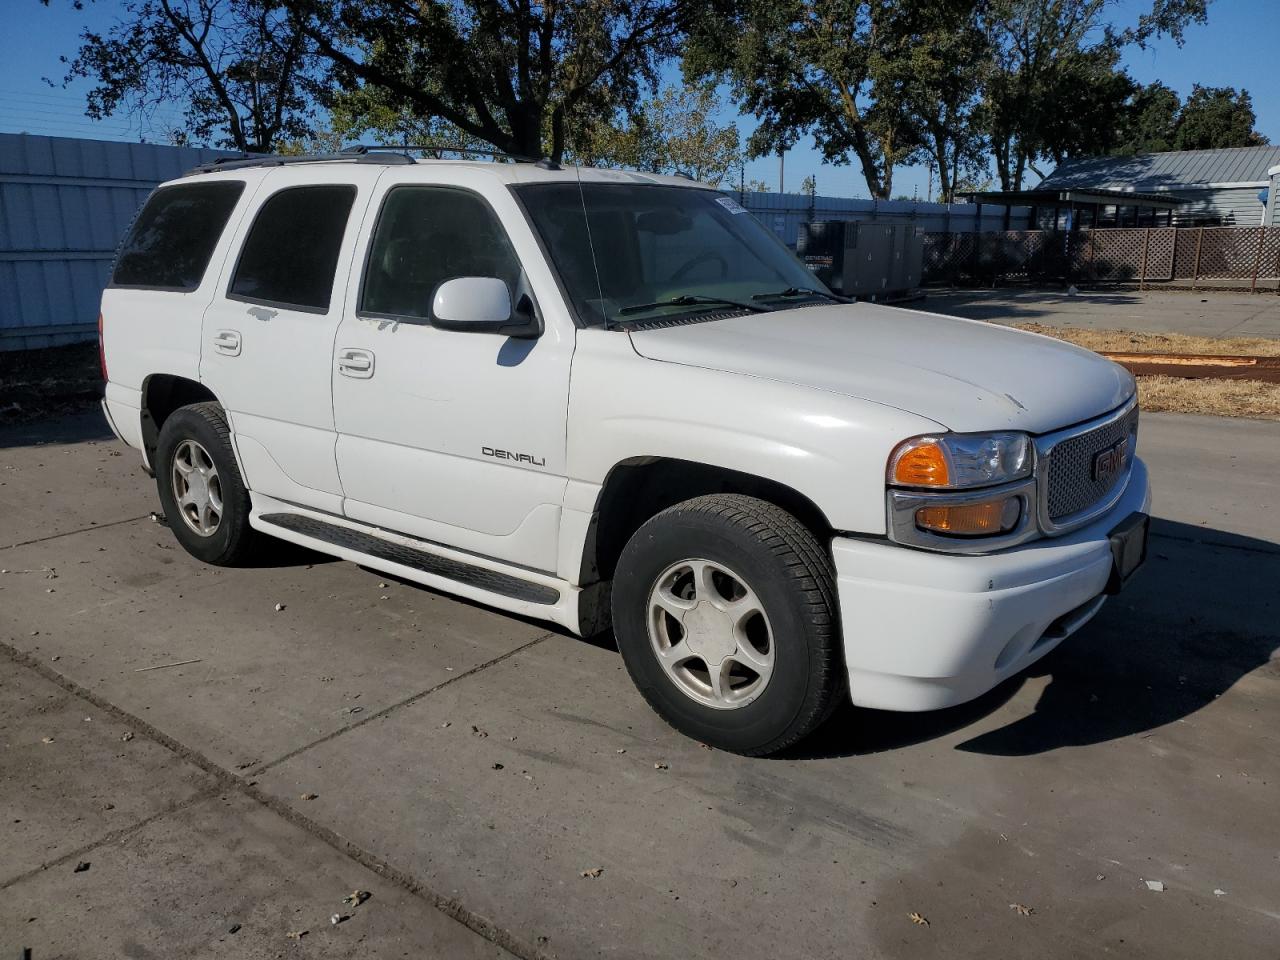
<box><xmin>0</xmin><ymin>634</ymin><xmax>556</xmax><ymax>960</ymax></box>
<box><xmin>250</xmin><ymin>630</ymin><xmax>555</xmax><ymax>777</ymax></box>
<box><xmin>0</xmin><ymin>789</ymin><xmax>217</xmax><ymax>893</ymax></box>
<box><xmin>2</xmin><ymin>514</ymin><xmax>150</xmax><ymax>551</ymax></box>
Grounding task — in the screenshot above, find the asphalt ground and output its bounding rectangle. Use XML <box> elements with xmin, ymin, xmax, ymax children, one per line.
<box><xmin>924</xmin><ymin>287</ymin><xmax>1280</xmax><ymax>340</ymax></box>
<box><xmin>2</xmin><ymin>408</ymin><xmax>1278</xmax><ymax>959</ymax></box>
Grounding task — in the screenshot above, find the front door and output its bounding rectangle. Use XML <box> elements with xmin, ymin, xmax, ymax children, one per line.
<box><xmin>201</xmin><ymin>167</ymin><xmax>382</xmax><ymax>513</ymax></box>
<box><xmin>331</xmin><ymin>169</ymin><xmax>573</xmax><ymax>572</ymax></box>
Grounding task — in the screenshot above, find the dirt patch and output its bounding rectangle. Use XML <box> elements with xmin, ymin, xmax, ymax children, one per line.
<box><xmin>0</xmin><ymin>342</ymin><xmax>103</xmax><ymax>424</ymax></box>
<box><xmin>1011</xmin><ymin>324</ymin><xmax>1280</xmax><ymax>357</ymax></box>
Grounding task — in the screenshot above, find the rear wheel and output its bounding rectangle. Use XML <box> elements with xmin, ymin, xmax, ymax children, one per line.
<box><xmin>154</xmin><ymin>402</ymin><xmax>258</xmax><ymax>566</ymax></box>
<box><xmin>612</xmin><ymin>494</ymin><xmax>844</xmax><ymax>756</ymax></box>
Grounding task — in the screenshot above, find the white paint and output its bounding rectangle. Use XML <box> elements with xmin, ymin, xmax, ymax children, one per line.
<box><xmin>100</xmin><ymin>156</ymin><xmax>1152</xmax><ymax>717</ymax></box>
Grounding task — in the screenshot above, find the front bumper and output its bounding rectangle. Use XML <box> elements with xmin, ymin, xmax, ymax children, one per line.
<box><xmin>833</xmin><ymin>457</ymin><xmax>1150</xmax><ymax>712</ymax></box>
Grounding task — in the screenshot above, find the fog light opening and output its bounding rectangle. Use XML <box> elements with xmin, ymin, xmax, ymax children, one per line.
<box><xmin>916</xmin><ymin>496</ymin><xmax>1022</xmax><ymax>537</ymax></box>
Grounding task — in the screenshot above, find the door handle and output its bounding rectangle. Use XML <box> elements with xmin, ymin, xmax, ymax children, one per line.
<box><xmin>212</xmin><ymin>329</ymin><xmax>242</xmax><ymax>356</ymax></box>
<box><xmin>337</xmin><ymin>348</ymin><xmax>375</xmax><ymax>379</ymax></box>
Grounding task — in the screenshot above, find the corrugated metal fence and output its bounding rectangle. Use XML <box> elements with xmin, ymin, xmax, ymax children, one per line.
<box><xmin>0</xmin><ymin>134</ymin><xmax>232</xmax><ymax>351</ymax></box>
<box><xmin>737</xmin><ymin>191</ymin><xmax>1033</xmax><ymax>249</ymax></box>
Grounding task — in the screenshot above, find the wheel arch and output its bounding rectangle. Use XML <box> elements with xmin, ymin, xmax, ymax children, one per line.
<box><xmin>140</xmin><ymin>373</ymin><xmax>220</xmax><ymax>467</ymax></box>
<box><xmin>579</xmin><ymin>456</ymin><xmax>835</xmax><ymax>586</ymax></box>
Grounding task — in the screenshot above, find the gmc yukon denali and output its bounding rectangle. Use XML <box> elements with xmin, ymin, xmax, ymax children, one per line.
<box><xmin>98</xmin><ymin>149</ymin><xmax>1151</xmax><ymax>756</ymax></box>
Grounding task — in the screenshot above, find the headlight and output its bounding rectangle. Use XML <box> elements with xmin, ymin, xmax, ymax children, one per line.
<box><xmin>888</xmin><ymin>432</ymin><xmax>1032</xmax><ymax>489</ymax></box>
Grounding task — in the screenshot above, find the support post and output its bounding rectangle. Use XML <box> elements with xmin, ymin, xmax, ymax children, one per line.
<box><xmin>1250</xmin><ymin>225</ymin><xmax>1265</xmax><ymax>293</ymax></box>
<box><xmin>1192</xmin><ymin>227</ymin><xmax>1203</xmax><ymax>290</ymax></box>
<box><xmin>1139</xmin><ymin>227</ymin><xmax>1151</xmax><ymax>291</ymax></box>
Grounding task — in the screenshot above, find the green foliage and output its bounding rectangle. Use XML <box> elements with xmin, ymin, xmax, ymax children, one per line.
<box><xmin>684</xmin><ymin>0</ymin><xmax>942</xmax><ymax>199</ymax></box>
<box><xmin>1110</xmin><ymin>83</ymin><xmax>1267</xmax><ymax>155</ymax></box>
<box><xmin>1172</xmin><ymin>85</ymin><xmax>1268</xmax><ymax>151</ymax></box>
<box><xmin>45</xmin><ymin>0</ymin><xmax>323</xmax><ymax>152</ymax></box>
<box><xmin>573</xmin><ymin>84</ymin><xmax>741</xmax><ymax>185</ymax></box>
<box><xmin>283</xmin><ymin>0</ymin><xmax>687</xmax><ymax>164</ymax></box>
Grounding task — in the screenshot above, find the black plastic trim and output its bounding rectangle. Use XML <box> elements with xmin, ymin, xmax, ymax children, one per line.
<box><xmin>258</xmin><ymin>513</ymin><xmax>561</xmax><ymax>605</ymax></box>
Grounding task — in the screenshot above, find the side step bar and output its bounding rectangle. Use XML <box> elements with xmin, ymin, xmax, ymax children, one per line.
<box><xmin>258</xmin><ymin>512</ymin><xmax>561</xmax><ymax>605</ymax></box>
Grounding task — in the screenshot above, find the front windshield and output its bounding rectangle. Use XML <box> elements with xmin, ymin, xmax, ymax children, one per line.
<box><xmin>514</xmin><ymin>181</ymin><xmax>834</xmax><ymax>326</ymax></box>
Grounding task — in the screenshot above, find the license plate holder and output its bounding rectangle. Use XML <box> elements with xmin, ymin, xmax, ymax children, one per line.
<box><xmin>1106</xmin><ymin>512</ymin><xmax>1149</xmax><ymax>594</ymax></box>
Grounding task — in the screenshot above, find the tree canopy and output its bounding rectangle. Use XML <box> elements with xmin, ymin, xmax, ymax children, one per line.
<box><xmin>282</xmin><ymin>0</ymin><xmax>688</xmax><ymax>164</ymax></box>
<box><xmin>45</xmin><ymin>0</ymin><xmax>323</xmax><ymax>152</ymax></box>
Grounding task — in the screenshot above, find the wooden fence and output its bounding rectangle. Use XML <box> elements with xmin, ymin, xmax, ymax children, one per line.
<box><xmin>924</xmin><ymin>226</ymin><xmax>1280</xmax><ymax>291</ymax></box>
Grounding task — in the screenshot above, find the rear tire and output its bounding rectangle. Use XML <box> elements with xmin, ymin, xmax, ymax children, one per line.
<box><xmin>155</xmin><ymin>402</ymin><xmax>258</xmax><ymax>566</ymax></box>
<box><xmin>612</xmin><ymin>494</ymin><xmax>844</xmax><ymax>756</ymax></box>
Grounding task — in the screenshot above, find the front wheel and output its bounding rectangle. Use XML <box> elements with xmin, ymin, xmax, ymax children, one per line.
<box><xmin>154</xmin><ymin>401</ymin><xmax>259</xmax><ymax>566</ymax></box>
<box><xmin>611</xmin><ymin>494</ymin><xmax>844</xmax><ymax>756</ymax></box>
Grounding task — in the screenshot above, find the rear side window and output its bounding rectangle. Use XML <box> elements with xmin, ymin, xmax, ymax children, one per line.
<box><xmin>112</xmin><ymin>181</ymin><xmax>245</xmax><ymax>290</ymax></box>
<box><xmin>360</xmin><ymin>186</ymin><xmax>523</xmax><ymax>322</ymax></box>
<box><xmin>229</xmin><ymin>185</ymin><xmax>357</xmax><ymax>312</ymax></box>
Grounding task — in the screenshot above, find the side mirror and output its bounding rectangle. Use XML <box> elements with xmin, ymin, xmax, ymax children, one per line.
<box><xmin>431</xmin><ymin>277</ymin><xmax>540</xmax><ymax>338</ymax></box>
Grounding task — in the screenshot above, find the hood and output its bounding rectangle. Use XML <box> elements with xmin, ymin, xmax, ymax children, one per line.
<box><xmin>627</xmin><ymin>303</ymin><xmax>1134</xmax><ymax>434</ymax></box>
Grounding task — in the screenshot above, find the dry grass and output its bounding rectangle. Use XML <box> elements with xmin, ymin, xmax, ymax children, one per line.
<box><xmin>1011</xmin><ymin>323</ymin><xmax>1280</xmax><ymax>358</ymax></box>
<box><xmin>1136</xmin><ymin>377</ymin><xmax>1280</xmax><ymax>420</ymax></box>
<box><xmin>997</xmin><ymin>323</ymin><xmax>1280</xmax><ymax>420</ymax></box>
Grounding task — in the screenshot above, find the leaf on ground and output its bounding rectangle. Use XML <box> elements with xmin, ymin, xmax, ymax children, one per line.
<box><xmin>285</xmin><ymin>929</ymin><xmax>308</xmax><ymax>940</ymax></box>
<box><xmin>581</xmin><ymin>867</ymin><xmax>604</xmax><ymax>879</ymax></box>
<box><xmin>343</xmin><ymin>890</ymin><xmax>371</xmax><ymax>906</ymax></box>
<box><xmin>909</xmin><ymin>912</ymin><xmax>929</xmax><ymax>926</ymax></box>
<box><xmin>1009</xmin><ymin>903</ymin><xmax>1033</xmax><ymax>916</ymax></box>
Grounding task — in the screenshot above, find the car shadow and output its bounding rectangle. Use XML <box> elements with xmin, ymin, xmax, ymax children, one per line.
<box><xmin>786</xmin><ymin>519</ymin><xmax>1280</xmax><ymax>760</ymax></box>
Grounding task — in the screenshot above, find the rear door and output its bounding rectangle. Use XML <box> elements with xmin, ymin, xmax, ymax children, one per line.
<box><xmin>330</xmin><ymin>167</ymin><xmax>574</xmax><ymax>572</ymax></box>
<box><xmin>200</xmin><ymin>166</ymin><xmax>382</xmax><ymax>513</ymax></box>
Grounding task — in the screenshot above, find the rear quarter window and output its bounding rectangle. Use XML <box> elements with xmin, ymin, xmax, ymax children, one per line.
<box><xmin>111</xmin><ymin>181</ymin><xmax>246</xmax><ymax>290</ymax></box>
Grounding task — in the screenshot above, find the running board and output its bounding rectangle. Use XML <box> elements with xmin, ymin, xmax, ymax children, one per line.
<box><xmin>258</xmin><ymin>512</ymin><xmax>561</xmax><ymax>605</ymax></box>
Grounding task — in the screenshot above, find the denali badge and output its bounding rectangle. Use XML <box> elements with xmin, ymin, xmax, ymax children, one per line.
<box><xmin>482</xmin><ymin>446</ymin><xmax>546</xmax><ymax>467</ymax></box>
<box><xmin>1091</xmin><ymin>438</ymin><xmax>1129</xmax><ymax>484</ymax></box>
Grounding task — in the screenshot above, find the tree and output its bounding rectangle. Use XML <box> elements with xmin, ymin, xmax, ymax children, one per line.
<box><xmin>1173</xmin><ymin>85</ymin><xmax>1267</xmax><ymax>150</ymax></box>
<box><xmin>284</xmin><ymin>0</ymin><xmax>688</xmax><ymax>164</ymax></box>
<box><xmin>574</xmin><ymin>84</ymin><xmax>741</xmax><ymax>184</ymax></box>
<box><xmin>799</xmin><ymin>174</ymin><xmax>816</xmax><ymax>197</ymax></box>
<box><xmin>978</xmin><ymin>0</ymin><xmax>1209</xmax><ymax>190</ymax></box>
<box><xmin>885</xmin><ymin>0</ymin><xmax>989</xmax><ymax>202</ymax></box>
<box><xmin>1112</xmin><ymin>81</ymin><xmax>1181</xmax><ymax>154</ymax></box>
<box><xmin>46</xmin><ymin>0</ymin><xmax>323</xmax><ymax>152</ymax></box>
<box><xmin>684</xmin><ymin>0</ymin><xmax>944</xmax><ymax>199</ymax></box>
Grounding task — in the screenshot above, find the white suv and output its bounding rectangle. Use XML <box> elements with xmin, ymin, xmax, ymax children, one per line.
<box><xmin>99</xmin><ymin>149</ymin><xmax>1151</xmax><ymax>755</ymax></box>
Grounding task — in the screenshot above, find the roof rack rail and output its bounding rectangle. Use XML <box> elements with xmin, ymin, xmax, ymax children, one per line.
<box><xmin>351</xmin><ymin>144</ymin><xmax>561</xmax><ymax>170</ymax></box>
<box><xmin>185</xmin><ymin>143</ymin><xmax>563</xmax><ymax>176</ymax></box>
<box><xmin>186</xmin><ymin>148</ymin><xmax>412</xmax><ymax>175</ymax></box>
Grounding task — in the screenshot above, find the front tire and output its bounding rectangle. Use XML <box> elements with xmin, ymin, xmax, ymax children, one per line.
<box><xmin>612</xmin><ymin>494</ymin><xmax>844</xmax><ymax>756</ymax></box>
<box><xmin>155</xmin><ymin>402</ymin><xmax>258</xmax><ymax>566</ymax></box>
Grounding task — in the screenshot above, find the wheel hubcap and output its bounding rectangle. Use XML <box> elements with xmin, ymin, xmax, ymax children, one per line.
<box><xmin>647</xmin><ymin>558</ymin><xmax>774</xmax><ymax>710</ymax></box>
<box><xmin>171</xmin><ymin>439</ymin><xmax>223</xmax><ymax>537</ymax></box>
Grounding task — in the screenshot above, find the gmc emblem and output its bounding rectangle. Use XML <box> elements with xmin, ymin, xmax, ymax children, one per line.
<box><xmin>1092</xmin><ymin>438</ymin><xmax>1129</xmax><ymax>484</ymax></box>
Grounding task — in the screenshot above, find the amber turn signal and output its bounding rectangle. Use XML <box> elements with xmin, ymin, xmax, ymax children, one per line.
<box><xmin>916</xmin><ymin>497</ymin><xmax>1021</xmax><ymax>536</ymax></box>
<box><xmin>891</xmin><ymin>440</ymin><xmax>950</xmax><ymax>487</ymax></box>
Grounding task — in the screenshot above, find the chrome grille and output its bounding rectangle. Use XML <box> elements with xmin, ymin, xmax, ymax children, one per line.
<box><xmin>1044</xmin><ymin>405</ymin><xmax>1139</xmax><ymax>521</ymax></box>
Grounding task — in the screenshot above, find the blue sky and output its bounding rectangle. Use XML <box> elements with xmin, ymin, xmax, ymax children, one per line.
<box><xmin>2</xmin><ymin>0</ymin><xmax>1276</xmax><ymax>199</ymax></box>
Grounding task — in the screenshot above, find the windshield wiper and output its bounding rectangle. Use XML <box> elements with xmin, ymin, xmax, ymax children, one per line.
<box><xmin>617</xmin><ymin>294</ymin><xmax>772</xmax><ymax>317</ymax></box>
<box><xmin>751</xmin><ymin>287</ymin><xmax>852</xmax><ymax>304</ymax></box>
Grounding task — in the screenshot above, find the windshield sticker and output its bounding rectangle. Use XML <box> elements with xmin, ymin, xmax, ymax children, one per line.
<box><xmin>715</xmin><ymin>196</ymin><xmax>748</xmax><ymax>215</ymax></box>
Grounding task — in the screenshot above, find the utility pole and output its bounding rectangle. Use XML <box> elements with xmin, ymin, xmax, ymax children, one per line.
<box><xmin>927</xmin><ymin>163</ymin><xmax>934</xmax><ymax>203</ymax></box>
<box><xmin>778</xmin><ymin>149</ymin><xmax>785</xmax><ymax>194</ymax></box>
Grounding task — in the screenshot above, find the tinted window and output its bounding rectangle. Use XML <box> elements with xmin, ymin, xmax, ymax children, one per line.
<box><xmin>361</xmin><ymin>187</ymin><xmax>522</xmax><ymax>321</ymax></box>
<box><xmin>515</xmin><ymin>183</ymin><xmax>828</xmax><ymax>326</ymax></box>
<box><xmin>112</xmin><ymin>181</ymin><xmax>245</xmax><ymax>290</ymax></box>
<box><xmin>229</xmin><ymin>185</ymin><xmax>356</xmax><ymax>311</ymax></box>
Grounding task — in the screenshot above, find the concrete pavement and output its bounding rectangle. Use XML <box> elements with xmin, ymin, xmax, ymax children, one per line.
<box><xmin>2</xmin><ymin>410</ymin><xmax>1278</xmax><ymax>959</ymax></box>
<box><xmin>924</xmin><ymin>288</ymin><xmax>1280</xmax><ymax>339</ymax></box>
